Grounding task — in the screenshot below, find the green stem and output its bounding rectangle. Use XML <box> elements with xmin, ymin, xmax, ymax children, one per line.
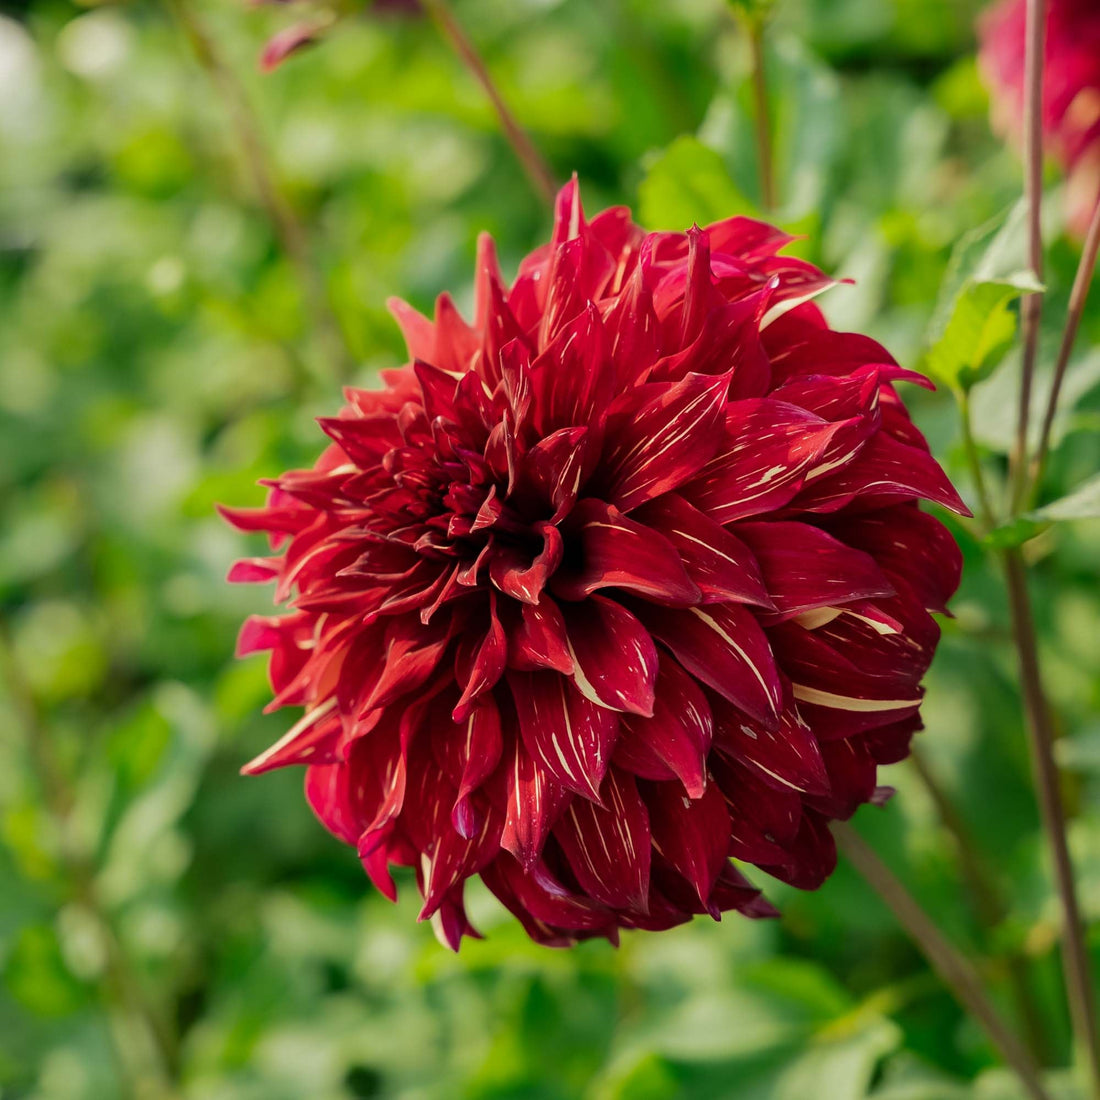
<box><xmin>1031</xmin><ymin>192</ymin><xmax>1100</xmax><ymax>497</ymax></box>
<box><xmin>909</xmin><ymin>748</ymin><xmax>1051</xmax><ymax>1063</ymax></box>
<box><xmin>1001</xmin><ymin>551</ymin><xmax>1100</xmax><ymax>1097</ymax></box>
<box><xmin>1010</xmin><ymin>0</ymin><xmax>1047</xmax><ymax>514</ymax></box>
<box><xmin>834</xmin><ymin>822</ymin><xmax>1053</xmax><ymax>1100</ymax></box>
<box><xmin>959</xmin><ymin>389</ymin><xmax>998</xmax><ymax>531</ymax></box>
<box><xmin>0</xmin><ymin>619</ymin><xmax>179</xmax><ymax>1097</ymax></box>
<box><xmin>167</xmin><ymin>0</ymin><xmax>354</xmax><ymax>385</ymax></box>
<box><xmin>419</xmin><ymin>0</ymin><xmax>557</xmax><ymax>206</ymax></box>
<box><xmin>747</xmin><ymin>16</ymin><xmax>776</xmax><ymax>212</ymax></box>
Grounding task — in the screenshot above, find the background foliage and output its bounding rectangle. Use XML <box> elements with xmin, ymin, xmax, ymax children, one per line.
<box><xmin>2</xmin><ymin>0</ymin><xmax>1100</xmax><ymax>1096</ymax></box>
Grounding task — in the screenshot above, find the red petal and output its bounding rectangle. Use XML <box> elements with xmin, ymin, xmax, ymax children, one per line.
<box><xmin>508</xmin><ymin>597</ymin><xmax>574</xmax><ymax>674</ymax></box>
<box><xmin>823</xmin><ymin>505</ymin><xmax>962</xmax><ymax>614</ymax></box>
<box><xmin>242</xmin><ymin>699</ymin><xmax>340</xmax><ymax>775</ymax></box>
<box><xmin>453</xmin><ymin>600</ymin><xmax>507</xmax><ymax>721</ymax></box>
<box><xmin>489</xmin><ymin>523</ymin><xmax>563</xmax><ymax>605</ymax></box>
<box><xmin>603</xmin><ymin>370</ymin><xmax>732</xmax><ymax>513</ymax></box>
<box><xmin>792</xmin><ymin>433</ymin><xmax>971</xmax><ymax>516</ymax></box>
<box><xmin>682</xmin><ymin>399</ymin><xmax>851</xmax><ymax>524</ymax></box>
<box><xmin>554</xmin><ymin>769</ymin><xmax>651</xmax><ymax>911</ymax></box>
<box><xmin>501</xmin><ymin>743</ymin><xmax>570</xmax><ymax>870</ymax></box>
<box><xmin>615</xmin><ymin>657</ymin><xmax>713</xmax><ymax>798</ymax></box>
<box><xmin>563</xmin><ymin>595</ymin><xmax>659</xmax><ymax>716</ymax></box>
<box><xmin>481</xmin><ymin>854</ymin><xmax>612</xmax><ymax>936</ymax></box>
<box><xmin>227</xmin><ymin>557</ymin><xmax>281</xmax><ymax>584</ymax></box>
<box><xmin>642</xmin><ymin>603</ymin><xmax>782</xmax><ymax>727</ymax></box>
<box><xmin>451</xmin><ymin>698</ymin><xmax>504</xmax><ymax>838</ymax></box>
<box><xmin>552</xmin><ymin>498</ymin><xmax>699</xmax><ymax>606</ymax></box>
<box><xmin>734</xmin><ymin>520</ymin><xmax>894</xmax><ymax>618</ymax></box>
<box><xmin>643</xmin><ymin>779</ymin><xmax>730</xmax><ymax>909</ymax></box>
<box><xmin>711</xmin><ymin>697</ymin><xmax>831</xmax><ymax>796</ymax></box>
<box><xmin>632</xmin><ymin>494</ymin><xmax>772</xmax><ymax>608</ymax></box>
<box><xmin>507</xmin><ymin>670</ymin><xmax>621</xmax><ymax>800</ymax></box>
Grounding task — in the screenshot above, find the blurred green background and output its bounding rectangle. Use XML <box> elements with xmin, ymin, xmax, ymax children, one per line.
<box><xmin>3</xmin><ymin>0</ymin><xmax>1100</xmax><ymax>1096</ymax></box>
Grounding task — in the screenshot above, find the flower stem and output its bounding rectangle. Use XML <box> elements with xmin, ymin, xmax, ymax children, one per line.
<box><xmin>166</xmin><ymin>0</ymin><xmax>354</xmax><ymax>385</ymax></box>
<box><xmin>419</xmin><ymin>0</ymin><xmax>557</xmax><ymax>206</ymax></box>
<box><xmin>909</xmin><ymin>747</ymin><xmax>1051</xmax><ymax>1063</ymax></box>
<box><xmin>834</xmin><ymin>821</ymin><xmax>1054</xmax><ymax>1100</ymax></box>
<box><xmin>1010</xmin><ymin>0</ymin><xmax>1047</xmax><ymax>514</ymax></box>
<box><xmin>959</xmin><ymin>389</ymin><xmax>999</xmax><ymax>531</ymax></box>
<box><xmin>747</xmin><ymin>16</ymin><xmax>776</xmax><ymax>212</ymax></box>
<box><xmin>1031</xmin><ymin>192</ymin><xmax>1100</xmax><ymax>495</ymax></box>
<box><xmin>0</xmin><ymin>619</ymin><xmax>179</xmax><ymax>1098</ymax></box>
<box><xmin>1001</xmin><ymin>549</ymin><xmax>1100</xmax><ymax>1097</ymax></box>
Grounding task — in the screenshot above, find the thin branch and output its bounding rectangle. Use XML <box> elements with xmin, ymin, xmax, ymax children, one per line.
<box><xmin>166</xmin><ymin>0</ymin><xmax>354</xmax><ymax>384</ymax></box>
<box><xmin>1002</xmin><ymin>550</ymin><xmax>1100</xmax><ymax>1097</ymax></box>
<box><xmin>959</xmin><ymin>389</ymin><xmax>999</xmax><ymax>531</ymax></box>
<box><xmin>747</xmin><ymin>17</ymin><xmax>776</xmax><ymax>212</ymax></box>
<box><xmin>419</xmin><ymin>0</ymin><xmax>557</xmax><ymax>206</ymax></box>
<box><xmin>1031</xmin><ymin>193</ymin><xmax>1100</xmax><ymax>494</ymax></box>
<box><xmin>834</xmin><ymin>821</ymin><xmax>1053</xmax><ymax>1100</ymax></box>
<box><xmin>1010</xmin><ymin>0</ymin><xmax>1047</xmax><ymax>514</ymax></box>
<box><xmin>0</xmin><ymin>619</ymin><xmax>179</xmax><ymax>1097</ymax></box>
<box><xmin>909</xmin><ymin>747</ymin><xmax>1050</xmax><ymax>1062</ymax></box>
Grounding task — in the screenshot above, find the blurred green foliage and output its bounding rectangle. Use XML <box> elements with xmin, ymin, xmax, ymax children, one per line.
<box><xmin>2</xmin><ymin>0</ymin><xmax>1100</xmax><ymax>1097</ymax></box>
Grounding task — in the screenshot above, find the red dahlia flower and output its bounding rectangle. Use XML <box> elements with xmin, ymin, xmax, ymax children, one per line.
<box><xmin>979</xmin><ymin>0</ymin><xmax>1100</xmax><ymax>235</ymax></box>
<box><xmin>223</xmin><ymin>181</ymin><xmax>966</xmax><ymax>949</ymax></box>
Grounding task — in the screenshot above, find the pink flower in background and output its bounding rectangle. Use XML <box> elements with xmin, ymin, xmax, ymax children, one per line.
<box><xmin>257</xmin><ymin>0</ymin><xmax>420</xmax><ymax>72</ymax></box>
<box><xmin>979</xmin><ymin>0</ymin><xmax>1100</xmax><ymax>234</ymax></box>
<box><xmin>222</xmin><ymin>180</ymin><xmax>966</xmax><ymax>949</ymax></box>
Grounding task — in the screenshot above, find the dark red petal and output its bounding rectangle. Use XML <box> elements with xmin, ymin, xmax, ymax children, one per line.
<box><xmin>451</xmin><ymin>699</ymin><xmax>504</xmax><ymax>838</ymax></box>
<box><xmin>227</xmin><ymin>557</ymin><xmax>281</xmax><ymax>584</ymax></box>
<box><xmin>489</xmin><ymin>522</ymin><xmax>563</xmax><ymax>605</ymax></box>
<box><xmin>603</xmin><ymin>370</ymin><xmax>732</xmax><ymax>514</ymax></box>
<box><xmin>734</xmin><ymin>520</ymin><xmax>894</xmax><ymax>618</ymax></box>
<box><xmin>760</xmin><ymin>809</ymin><xmax>837</xmax><ymax>890</ymax></box>
<box><xmin>615</xmin><ymin>657</ymin><xmax>712</xmax><ymax>798</ymax></box>
<box><xmin>554</xmin><ymin>769</ymin><xmax>651</xmax><ymax>911</ymax></box>
<box><xmin>562</xmin><ymin>595</ymin><xmax>659</xmax><ymax>716</ymax></box>
<box><xmin>552</xmin><ymin>498</ymin><xmax>699</xmax><ymax>606</ymax></box>
<box><xmin>528</xmin><ymin>304</ymin><xmax>612</xmax><ymax>435</ymax></box>
<box><xmin>711</xmin><ymin>697</ymin><xmax>831</xmax><ymax>797</ymax></box>
<box><xmin>823</xmin><ymin>505</ymin><xmax>962</xmax><ymax>614</ymax></box>
<box><xmin>792</xmin><ymin>433</ymin><xmax>971</xmax><ymax>516</ymax></box>
<box><xmin>642</xmin><ymin>603</ymin><xmax>782</xmax><ymax>727</ymax></box>
<box><xmin>682</xmin><ymin>399</ymin><xmax>852</xmax><ymax>524</ymax></box>
<box><xmin>507</xmin><ymin>670</ymin><xmax>621</xmax><ymax>800</ymax></box>
<box><xmin>508</xmin><ymin>597</ymin><xmax>574</xmax><ymax>674</ymax></box>
<box><xmin>304</xmin><ymin>760</ymin><xmax>359</xmax><ymax>845</ymax></box>
<box><xmin>481</xmin><ymin>854</ymin><xmax>613</xmax><ymax>936</ymax></box>
<box><xmin>501</xmin><ymin>742</ymin><xmax>570</xmax><ymax>870</ymax></box>
<box><xmin>631</xmin><ymin>494</ymin><xmax>772</xmax><ymax>608</ymax></box>
<box><xmin>645</xmin><ymin>778</ymin><xmax>730</xmax><ymax>910</ymax></box>
<box><xmin>513</xmin><ymin>426</ymin><xmax>592</xmax><ymax>519</ymax></box>
<box><xmin>453</xmin><ymin>600</ymin><xmax>507</xmax><ymax>721</ymax></box>
<box><xmin>242</xmin><ymin>700</ymin><xmax>340</xmax><ymax>775</ymax></box>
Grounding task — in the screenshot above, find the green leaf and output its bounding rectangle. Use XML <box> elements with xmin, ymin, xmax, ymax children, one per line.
<box><xmin>924</xmin><ymin>200</ymin><xmax>1044</xmax><ymax>394</ymax></box>
<box><xmin>925</xmin><ymin>281</ymin><xmax>1019</xmax><ymax>392</ymax></box>
<box><xmin>1032</xmin><ymin>472</ymin><xmax>1100</xmax><ymax>522</ymax></box>
<box><xmin>981</xmin><ymin>516</ymin><xmax>1047</xmax><ymax>550</ymax></box>
<box><xmin>638</xmin><ymin>136</ymin><xmax>759</xmax><ymax>232</ymax></box>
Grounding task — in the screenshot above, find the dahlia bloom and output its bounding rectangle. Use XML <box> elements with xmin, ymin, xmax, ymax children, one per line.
<box><xmin>223</xmin><ymin>181</ymin><xmax>966</xmax><ymax>949</ymax></box>
<box><xmin>979</xmin><ymin>0</ymin><xmax>1100</xmax><ymax>235</ymax></box>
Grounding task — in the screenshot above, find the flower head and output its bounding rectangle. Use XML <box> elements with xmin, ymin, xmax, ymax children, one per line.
<box><xmin>979</xmin><ymin>0</ymin><xmax>1100</xmax><ymax>235</ymax></box>
<box><xmin>223</xmin><ymin>181</ymin><xmax>966</xmax><ymax>949</ymax></box>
